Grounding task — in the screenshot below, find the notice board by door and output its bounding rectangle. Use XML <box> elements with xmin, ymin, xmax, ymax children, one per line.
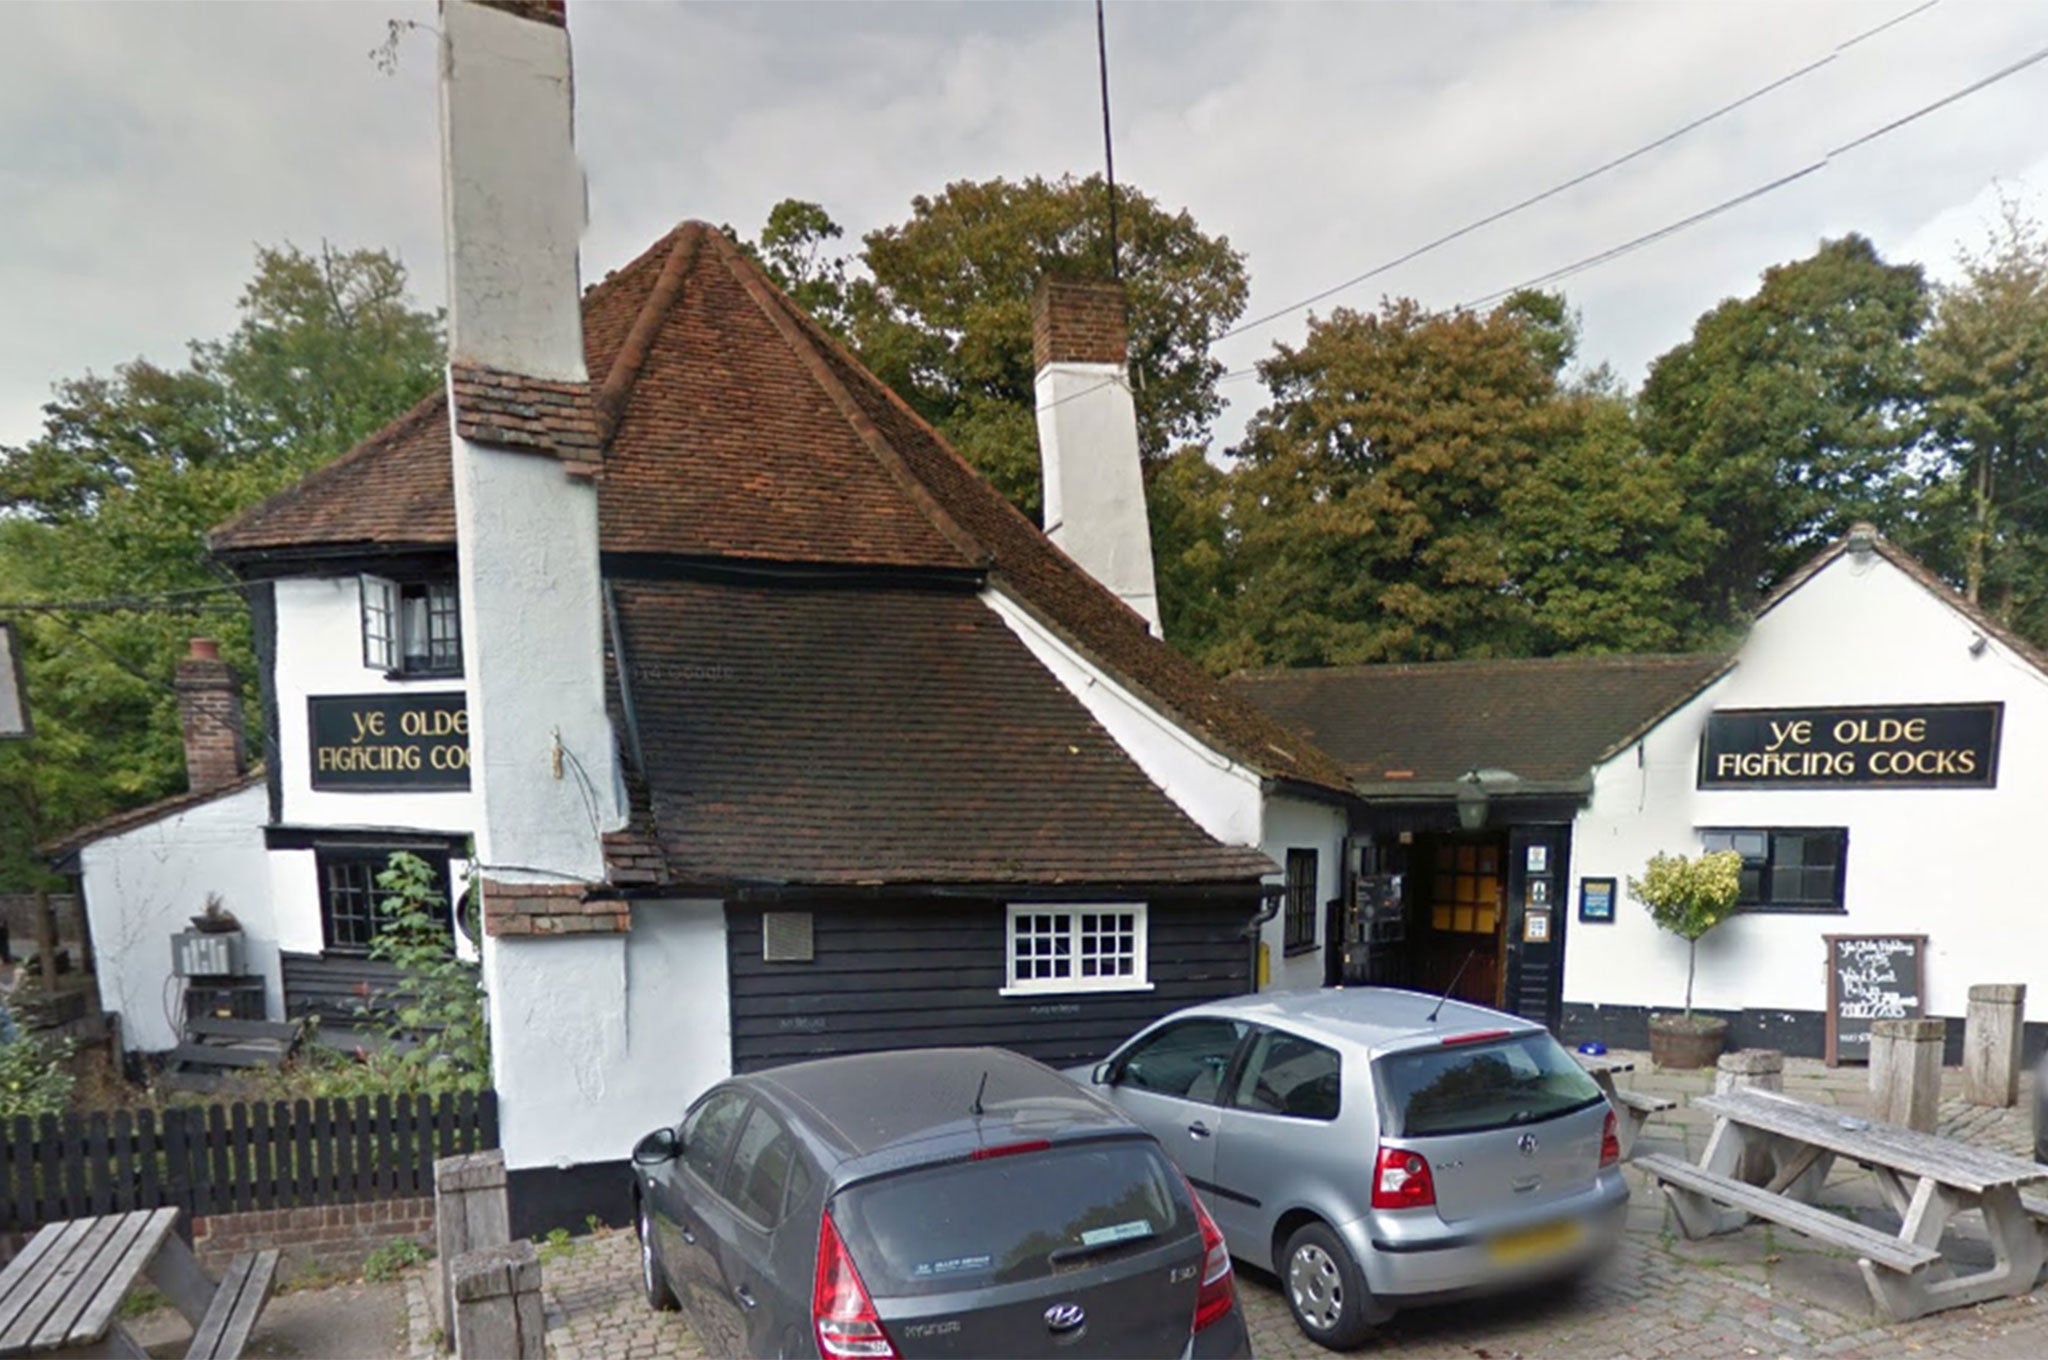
<box><xmin>1824</xmin><ymin>934</ymin><xmax>1926</xmax><ymax>1066</ymax></box>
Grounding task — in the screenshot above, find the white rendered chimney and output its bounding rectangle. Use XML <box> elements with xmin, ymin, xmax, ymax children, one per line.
<box><xmin>1032</xmin><ymin>280</ymin><xmax>1162</xmax><ymax>635</ymax></box>
<box><xmin>437</xmin><ymin>0</ymin><xmax>621</xmax><ymax>888</ymax></box>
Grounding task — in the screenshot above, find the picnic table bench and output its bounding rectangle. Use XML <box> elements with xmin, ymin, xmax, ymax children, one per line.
<box><xmin>0</xmin><ymin>1208</ymin><xmax>277</xmax><ymax>1358</ymax></box>
<box><xmin>1572</xmin><ymin>1051</ymin><xmax>1675</xmax><ymax>1159</ymax></box>
<box><xmin>1638</xmin><ymin>1086</ymin><xmax>2048</xmax><ymax>1321</ymax></box>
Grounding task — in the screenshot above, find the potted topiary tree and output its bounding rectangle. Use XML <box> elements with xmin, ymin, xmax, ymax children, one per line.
<box><xmin>1629</xmin><ymin>849</ymin><xmax>1744</xmax><ymax>1069</ymax></box>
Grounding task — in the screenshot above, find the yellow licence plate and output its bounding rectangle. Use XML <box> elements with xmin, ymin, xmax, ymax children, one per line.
<box><xmin>1487</xmin><ymin>1219</ymin><xmax>1584</xmax><ymax>1263</ymax></box>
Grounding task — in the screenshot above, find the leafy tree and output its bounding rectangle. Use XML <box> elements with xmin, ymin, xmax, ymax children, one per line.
<box><xmin>1638</xmin><ymin>235</ymin><xmax>1928</xmax><ymax>625</ymax></box>
<box><xmin>0</xmin><ymin>245</ymin><xmax>442</xmax><ymax>891</ymax></box>
<box><xmin>744</xmin><ymin>178</ymin><xmax>1250</xmax><ymax>516</ymax></box>
<box><xmin>1912</xmin><ymin>200</ymin><xmax>2048</xmax><ymax>641</ymax></box>
<box><xmin>1145</xmin><ymin>448</ymin><xmax>1238</xmax><ymax>660</ymax></box>
<box><xmin>1629</xmin><ymin>849</ymin><xmax>1743</xmax><ymax>1021</ymax></box>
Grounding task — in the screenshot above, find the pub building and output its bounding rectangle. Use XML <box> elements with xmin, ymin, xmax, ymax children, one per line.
<box><xmin>1234</xmin><ymin>522</ymin><xmax>2048</xmax><ymax>1062</ymax></box>
<box><xmin>48</xmin><ymin>0</ymin><xmax>1353</xmax><ymax>1232</ymax></box>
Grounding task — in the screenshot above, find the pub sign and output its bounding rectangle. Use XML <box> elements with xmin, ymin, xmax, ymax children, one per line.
<box><xmin>309</xmin><ymin>692</ymin><xmax>470</xmax><ymax>791</ymax></box>
<box><xmin>1698</xmin><ymin>703</ymin><xmax>2001</xmax><ymax>790</ymax></box>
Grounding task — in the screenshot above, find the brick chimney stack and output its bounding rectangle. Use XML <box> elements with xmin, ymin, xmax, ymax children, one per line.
<box><xmin>1032</xmin><ymin>279</ymin><xmax>1161</xmax><ymax>635</ymax></box>
<box><xmin>175</xmin><ymin>638</ymin><xmax>246</xmax><ymax>794</ymax></box>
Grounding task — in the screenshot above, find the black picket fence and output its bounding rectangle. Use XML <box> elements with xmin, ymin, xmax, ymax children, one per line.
<box><xmin>0</xmin><ymin>1090</ymin><xmax>498</xmax><ymax>1233</ymax></box>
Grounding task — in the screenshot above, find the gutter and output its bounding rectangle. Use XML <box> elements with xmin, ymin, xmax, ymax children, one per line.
<box><xmin>1347</xmin><ymin>776</ymin><xmax>1593</xmax><ymax>801</ymax></box>
<box><xmin>1242</xmin><ymin>883</ymin><xmax>1285</xmax><ymax>992</ymax></box>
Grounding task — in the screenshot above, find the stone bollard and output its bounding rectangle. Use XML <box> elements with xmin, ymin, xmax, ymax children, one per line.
<box><xmin>1870</xmin><ymin>1017</ymin><xmax>1945</xmax><ymax>1132</ymax></box>
<box><xmin>452</xmin><ymin>1240</ymin><xmax>545</xmax><ymax>1360</ymax></box>
<box><xmin>1715</xmin><ymin>1049</ymin><xmax>1784</xmax><ymax>1184</ymax></box>
<box><xmin>434</xmin><ymin>1149</ymin><xmax>511</xmax><ymax>1350</ymax></box>
<box><xmin>1964</xmin><ymin>984</ymin><xmax>2026</xmax><ymax>1108</ymax></box>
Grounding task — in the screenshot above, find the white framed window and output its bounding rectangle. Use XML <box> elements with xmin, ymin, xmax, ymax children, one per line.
<box><xmin>361</xmin><ymin>575</ymin><xmax>398</xmax><ymax>671</ymax></box>
<box><xmin>361</xmin><ymin>576</ymin><xmax>463</xmax><ymax>677</ymax></box>
<box><xmin>1001</xmin><ymin>904</ymin><xmax>1152</xmax><ymax>996</ymax></box>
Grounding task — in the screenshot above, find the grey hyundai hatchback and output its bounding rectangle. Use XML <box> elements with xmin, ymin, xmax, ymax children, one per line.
<box><xmin>1072</xmin><ymin>989</ymin><xmax>1629</xmax><ymax>1350</ymax></box>
<box><xmin>631</xmin><ymin>1046</ymin><xmax>1250</xmax><ymax>1359</ymax></box>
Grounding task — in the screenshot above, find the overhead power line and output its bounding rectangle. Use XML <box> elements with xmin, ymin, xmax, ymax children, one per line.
<box><xmin>1461</xmin><ymin>39</ymin><xmax>2048</xmax><ymax>309</ymax></box>
<box><xmin>1212</xmin><ymin>0</ymin><xmax>1941</xmax><ymax>345</ymax></box>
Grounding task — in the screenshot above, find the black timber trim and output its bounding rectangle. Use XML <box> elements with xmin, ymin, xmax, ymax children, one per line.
<box><xmin>265</xmin><ymin>825</ymin><xmax>471</xmax><ymax>853</ymax></box>
<box><xmin>601</xmin><ymin>552</ymin><xmax>987</xmax><ymax>594</ymax></box>
<box><xmin>510</xmin><ymin>1161</ymin><xmax>633</xmax><ymax>1239</ymax></box>
<box><xmin>719</xmin><ymin>880</ymin><xmax>1266</xmax><ymax>904</ymax></box>
<box><xmin>214</xmin><ymin>544</ymin><xmax>460</xmax><ymax>583</ymax></box>
<box><xmin>1558</xmin><ymin>1002</ymin><xmax>2048</xmax><ymax>1068</ymax></box>
<box><xmin>249</xmin><ymin>580</ymin><xmax>284</xmax><ymax>825</ymax></box>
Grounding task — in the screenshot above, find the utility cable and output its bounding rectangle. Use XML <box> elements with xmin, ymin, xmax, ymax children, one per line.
<box><xmin>1213</xmin><ymin>1</ymin><xmax>1942</xmax><ymax>344</ymax></box>
<box><xmin>1461</xmin><ymin>39</ymin><xmax>2048</xmax><ymax>309</ymax></box>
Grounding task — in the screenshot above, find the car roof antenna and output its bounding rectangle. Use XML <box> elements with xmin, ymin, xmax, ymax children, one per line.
<box><xmin>1424</xmin><ymin>950</ymin><xmax>1478</xmax><ymax>1025</ymax></box>
<box><xmin>970</xmin><ymin>1070</ymin><xmax>990</xmax><ymax>1118</ymax></box>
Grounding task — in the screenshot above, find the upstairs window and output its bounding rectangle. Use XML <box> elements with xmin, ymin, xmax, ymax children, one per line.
<box><xmin>1284</xmin><ymin>848</ymin><xmax>1319</xmax><ymax>953</ymax></box>
<box><xmin>1700</xmin><ymin>828</ymin><xmax>1848</xmax><ymax>913</ymax></box>
<box><xmin>362</xmin><ymin>577</ymin><xmax>462</xmax><ymax>677</ymax></box>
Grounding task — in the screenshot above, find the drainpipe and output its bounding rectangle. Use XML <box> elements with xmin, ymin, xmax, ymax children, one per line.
<box><xmin>1243</xmin><ymin>885</ymin><xmax>1284</xmax><ymax>994</ymax></box>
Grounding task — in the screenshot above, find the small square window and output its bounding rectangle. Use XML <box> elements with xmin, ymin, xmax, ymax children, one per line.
<box><xmin>1700</xmin><ymin>828</ymin><xmax>1847</xmax><ymax>913</ymax></box>
<box><xmin>363</xmin><ymin>576</ymin><xmax>463</xmax><ymax>678</ymax></box>
<box><xmin>1003</xmin><ymin>904</ymin><xmax>1151</xmax><ymax>995</ymax></box>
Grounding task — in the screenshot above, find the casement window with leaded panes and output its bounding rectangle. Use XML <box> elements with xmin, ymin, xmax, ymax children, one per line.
<box><xmin>360</xmin><ymin>576</ymin><xmax>463</xmax><ymax>677</ymax></box>
<box><xmin>1002</xmin><ymin>904</ymin><xmax>1152</xmax><ymax>995</ymax></box>
<box><xmin>1700</xmin><ymin>828</ymin><xmax>1848</xmax><ymax>914</ymax></box>
<box><xmin>316</xmin><ymin>846</ymin><xmax>453</xmax><ymax>953</ymax></box>
<box><xmin>1284</xmin><ymin>848</ymin><xmax>1319</xmax><ymax>954</ymax></box>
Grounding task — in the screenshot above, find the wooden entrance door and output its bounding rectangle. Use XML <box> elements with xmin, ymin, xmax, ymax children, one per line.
<box><xmin>1416</xmin><ymin>835</ymin><xmax>1506</xmax><ymax>1008</ymax></box>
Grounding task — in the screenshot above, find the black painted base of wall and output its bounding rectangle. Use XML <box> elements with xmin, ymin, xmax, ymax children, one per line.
<box><xmin>509</xmin><ymin>1160</ymin><xmax>633</xmax><ymax>1240</ymax></box>
<box><xmin>1560</xmin><ymin>1002</ymin><xmax>2048</xmax><ymax>1068</ymax></box>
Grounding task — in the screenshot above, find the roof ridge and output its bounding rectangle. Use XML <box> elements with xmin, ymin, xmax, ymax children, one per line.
<box><xmin>593</xmin><ymin>222</ymin><xmax>707</xmax><ymax>445</ymax></box>
<box><xmin>1229</xmin><ymin>651</ymin><xmax>1731</xmax><ymax>684</ymax></box>
<box><xmin>699</xmin><ymin>228</ymin><xmax>990</xmax><ymax>570</ymax></box>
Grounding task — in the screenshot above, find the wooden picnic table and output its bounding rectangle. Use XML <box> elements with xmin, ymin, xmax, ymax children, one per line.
<box><xmin>0</xmin><ymin>1209</ymin><xmax>277</xmax><ymax>1359</ymax></box>
<box><xmin>1571</xmin><ymin>1050</ymin><xmax>1673</xmax><ymax>1159</ymax></box>
<box><xmin>1639</xmin><ymin>1086</ymin><xmax>2048</xmax><ymax>1322</ymax></box>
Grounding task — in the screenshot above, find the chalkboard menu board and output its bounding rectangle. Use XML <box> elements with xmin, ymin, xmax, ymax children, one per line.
<box><xmin>1824</xmin><ymin>934</ymin><xmax>1926</xmax><ymax>1066</ymax></box>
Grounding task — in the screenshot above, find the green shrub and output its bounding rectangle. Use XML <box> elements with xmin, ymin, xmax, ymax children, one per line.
<box><xmin>0</xmin><ymin>1030</ymin><xmax>75</xmax><ymax>1120</ymax></box>
<box><xmin>362</xmin><ymin>1237</ymin><xmax>431</xmax><ymax>1282</ymax></box>
<box><xmin>1628</xmin><ymin>849</ymin><xmax>1744</xmax><ymax>1019</ymax></box>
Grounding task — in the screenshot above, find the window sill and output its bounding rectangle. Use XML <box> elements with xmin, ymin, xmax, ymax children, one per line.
<box><xmin>382</xmin><ymin>669</ymin><xmax>466</xmax><ymax>683</ymax></box>
<box><xmin>1737</xmin><ymin>905</ymin><xmax>1848</xmax><ymax>916</ymax></box>
<box><xmin>1283</xmin><ymin>941</ymin><xmax>1320</xmax><ymax>958</ymax></box>
<box><xmin>999</xmin><ymin>980</ymin><xmax>1155</xmax><ymax>998</ymax></box>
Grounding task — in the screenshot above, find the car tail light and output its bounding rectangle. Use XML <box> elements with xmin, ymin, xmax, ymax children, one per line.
<box><xmin>1180</xmin><ymin>1174</ymin><xmax>1236</xmax><ymax>1333</ymax></box>
<box><xmin>1371</xmin><ymin>1144</ymin><xmax>1436</xmax><ymax>1210</ymax></box>
<box><xmin>1440</xmin><ymin>1029</ymin><xmax>1511</xmax><ymax>1046</ymax></box>
<box><xmin>1599</xmin><ymin>1109</ymin><xmax>1621</xmax><ymax>1169</ymax></box>
<box><xmin>969</xmin><ymin>1138</ymin><xmax>1051</xmax><ymax>1161</ymax></box>
<box><xmin>814</xmin><ymin>1209</ymin><xmax>898</xmax><ymax>1360</ymax></box>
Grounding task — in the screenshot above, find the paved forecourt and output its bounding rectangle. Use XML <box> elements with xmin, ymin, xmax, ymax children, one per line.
<box><xmin>495</xmin><ymin>1055</ymin><xmax>2048</xmax><ymax>1360</ymax></box>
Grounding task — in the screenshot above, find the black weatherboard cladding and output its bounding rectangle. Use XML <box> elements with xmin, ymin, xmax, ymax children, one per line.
<box><xmin>726</xmin><ymin>897</ymin><xmax>1255</xmax><ymax>1073</ymax></box>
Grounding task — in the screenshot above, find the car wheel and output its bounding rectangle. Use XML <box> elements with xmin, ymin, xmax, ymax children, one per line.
<box><xmin>1281</xmin><ymin>1221</ymin><xmax>1376</xmax><ymax>1351</ymax></box>
<box><xmin>639</xmin><ymin>1201</ymin><xmax>678</xmax><ymax>1312</ymax></box>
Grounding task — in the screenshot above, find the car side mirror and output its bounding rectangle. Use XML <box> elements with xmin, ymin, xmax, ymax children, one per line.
<box><xmin>632</xmin><ymin>1127</ymin><xmax>680</xmax><ymax>1165</ymax></box>
<box><xmin>1092</xmin><ymin>1061</ymin><xmax>1116</xmax><ymax>1087</ymax></box>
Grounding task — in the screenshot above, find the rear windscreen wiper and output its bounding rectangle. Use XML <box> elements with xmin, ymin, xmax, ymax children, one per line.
<box><xmin>1048</xmin><ymin>1230</ymin><xmax>1160</xmax><ymax>1266</ymax></box>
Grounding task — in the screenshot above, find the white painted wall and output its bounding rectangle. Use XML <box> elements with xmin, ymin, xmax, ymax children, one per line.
<box><xmin>1033</xmin><ymin>363</ymin><xmax>1161</xmax><ymax>635</ymax></box>
<box><xmin>487</xmin><ymin>900</ymin><xmax>731</xmax><ymax>1171</ymax></box>
<box><xmin>984</xmin><ymin>588</ymin><xmax>1265</xmax><ymax>850</ymax></box>
<box><xmin>1260</xmin><ymin>794</ymin><xmax>1348</xmax><ymax>992</ymax></box>
<box><xmin>1567</xmin><ymin>550</ymin><xmax>2048</xmax><ymax>1022</ymax></box>
<box><xmin>77</xmin><ymin>783</ymin><xmax>272</xmax><ymax>1053</ymax></box>
<box><xmin>272</xmin><ymin>576</ymin><xmax>482</xmax><ymax>836</ymax></box>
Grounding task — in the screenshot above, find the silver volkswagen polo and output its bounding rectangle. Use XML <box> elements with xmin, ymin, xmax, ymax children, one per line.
<box><xmin>1069</xmin><ymin>988</ymin><xmax>1628</xmax><ymax>1350</ymax></box>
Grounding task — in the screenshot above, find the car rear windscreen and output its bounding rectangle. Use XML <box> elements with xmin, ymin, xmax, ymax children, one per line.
<box><xmin>1376</xmin><ymin>1033</ymin><xmax>1604</xmax><ymax>1137</ymax></box>
<box><xmin>830</xmin><ymin>1139</ymin><xmax>1192</xmax><ymax>1297</ymax></box>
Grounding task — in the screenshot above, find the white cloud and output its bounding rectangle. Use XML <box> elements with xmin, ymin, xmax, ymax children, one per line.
<box><xmin>3</xmin><ymin>0</ymin><xmax>2044</xmax><ymax>453</ymax></box>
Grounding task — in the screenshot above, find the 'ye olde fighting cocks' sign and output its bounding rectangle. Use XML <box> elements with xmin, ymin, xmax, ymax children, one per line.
<box><xmin>1698</xmin><ymin>703</ymin><xmax>2002</xmax><ymax>789</ymax></box>
<box><xmin>308</xmin><ymin>692</ymin><xmax>470</xmax><ymax>791</ymax></box>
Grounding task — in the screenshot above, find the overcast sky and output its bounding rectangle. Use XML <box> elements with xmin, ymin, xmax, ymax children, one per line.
<box><xmin>4</xmin><ymin>0</ymin><xmax>2046</xmax><ymax>455</ymax></box>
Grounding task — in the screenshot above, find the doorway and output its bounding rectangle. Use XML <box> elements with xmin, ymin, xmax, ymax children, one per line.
<box><xmin>1414</xmin><ymin>833</ymin><xmax>1507</xmax><ymax>1009</ymax></box>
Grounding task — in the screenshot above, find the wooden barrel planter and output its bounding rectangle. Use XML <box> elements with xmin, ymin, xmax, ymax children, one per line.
<box><xmin>1649</xmin><ymin>1013</ymin><xmax>1728</xmax><ymax>1069</ymax></box>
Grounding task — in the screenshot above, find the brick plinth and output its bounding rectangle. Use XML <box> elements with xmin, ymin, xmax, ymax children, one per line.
<box><xmin>481</xmin><ymin>879</ymin><xmax>631</xmax><ymax>937</ymax></box>
<box><xmin>191</xmin><ymin>1196</ymin><xmax>435</xmax><ymax>1276</ymax></box>
<box><xmin>1032</xmin><ymin>280</ymin><xmax>1129</xmax><ymax>369</ymax></box>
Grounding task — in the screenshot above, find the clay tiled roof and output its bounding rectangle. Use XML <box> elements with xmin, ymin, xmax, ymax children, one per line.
<box><xmin>212</xmin><ymin>221</ymin><xmax>1345</xmax><ymax>795</ymax></box>
<box><xmin>1231</xmin><ymin>654</ymin><xmax>1733</xmax><ymax>790</ymax></box>
<box><xmin>610</xmin><ymin>575</ymin><xmax>1276</xmax><ymax>886</ymax></box>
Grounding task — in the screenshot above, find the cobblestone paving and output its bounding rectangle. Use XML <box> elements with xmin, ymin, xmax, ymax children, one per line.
<box><xmin>509</xmin><ymin>1056</ymin><xmax>2045</xmax><ymax>1359</ymax></box>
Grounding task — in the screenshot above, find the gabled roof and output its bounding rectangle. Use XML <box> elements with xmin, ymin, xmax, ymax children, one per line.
<box><xmin>609</xmin><ymin>575</ymin><xmax>1276</xmax><ymax>886</ymax></box>
<box><xmin>44</xmin><ymin>769</ymin><xmax>266</xmax><ymax>865</ymax></box>
<box><xmin>1230</xmin><ymin>654</ymin><xmax>1732</xmax><ymax>792</ymax></box>
<box><xmin>211</xmin><ymin>222</ymin><xmax>1346</xmax><ymax>796</ymax></box>
<box><xmin>1758</xmin><ymin>523</ymin><xmax>2048</xmax><ymax>679</ymax></box>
